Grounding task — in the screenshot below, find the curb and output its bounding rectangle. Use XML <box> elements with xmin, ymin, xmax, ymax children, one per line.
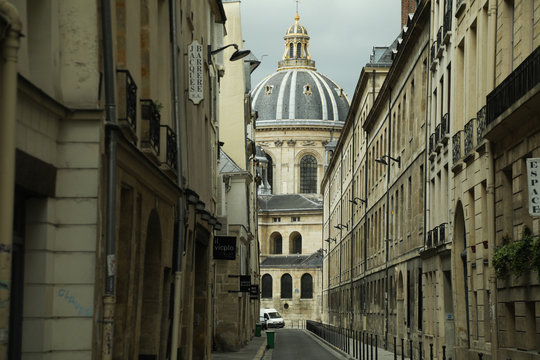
<box><xmin>304</xmin><ymin>329</ymin><xmax>354</xmax><ymax>360</ymax></box>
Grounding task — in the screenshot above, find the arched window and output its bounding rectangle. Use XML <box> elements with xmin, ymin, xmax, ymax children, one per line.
<box><xmin>271</xmin><ymin>233</ymin><xmax>282</xmax><ymax>254</ymax></box>
<box><xmin>301</xmin><ymin>274</ymin><xmax>313</xmax><ymax>299</ymax></box>
<box><xmin>281</xmin><ymin>274</ymin><xmax>292</xmax><ymax>299</ymax></box>
<box><xmin>289</xmin><ymin>232</ymin><xmax>302</xmax><ymax>254</ymax></box>
<box><xmin>300</xmin><ymin>155</ymin><xmax>317</xmax><ymax>193</ymax></box>
<box><xmin>262</xmin><ymin>274</ymin><xmax>272</xmax><ymax>299</ymax></box>
<box><xmin>289</xmin><ymin>43</ymin><xmax>294</xmax><ymax>58</ymax></box>
<box><xmin>296</xmin><ymin>43</ymin><xmax>302</xmax><ymax>58</ymax></box>
<box><xmin>266</xmin><ymin>154</ymin><xmax>273</xmax><ymax>193</ymax></box>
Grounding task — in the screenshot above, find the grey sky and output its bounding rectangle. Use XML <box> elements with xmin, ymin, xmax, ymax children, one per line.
<box><xmin>240</xmin><ymin>0</ymin><xmax>401</xmax><ymax>99</ymax></box>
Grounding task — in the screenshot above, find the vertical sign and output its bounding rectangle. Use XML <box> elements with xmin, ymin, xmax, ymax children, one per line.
<box><xmin>188</xmin><ymin>40</ymin><xmax>203</xmax><ymax>104</ymax></box>
<box><xmin>527</xmin><ymin>158</ymin><xmax>540</xmax><ymax>216</ymax></box>
<box><xmin>240</xmin><ymin>275</ymin><xmax>251</xmax><ymax>292</ymax></box>
<box><xmin>213</xmin><ymin>236</ymin><xmax>236</xmax><ymax>260</ymax></box>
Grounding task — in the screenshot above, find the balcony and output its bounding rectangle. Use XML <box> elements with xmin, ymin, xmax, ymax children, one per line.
<box><xmin>476</xmin><ymin>106</ymin><xmax>486</xmax><ymax>149</ymax></box>
<box><xmin>140</xmin><ymin>99</ymin><xmax>161</xmax><ymax>162</ymax></box>
<box><xmin>429</xmin><ymin>133</ymin><xmax>436</xmax><ymax>160</ymax></box>
<box><xmin>433</xmin><ymin>226</ymin><xmax>439</xmax><ymax>246</ymax></box>
<box><xmin>160</xmin><ymin>125</ymin><xmax>177</xmax><ymax>174</ymax></box>
<box><xmin>452</xmin><ymin>130</ymin><xmax>463</xmax><ymax>171</ymax></box>
<box><xmin>117</xmin><ymin>70</ymin><xmax>138</xmax><ymax>143</ymax></box>
<box><xmin>436</xmin><ymin>27</ymin><xmax>444</xmax><ymax>58</ymax></box>
<box><xmin>439</xmin><ymin>224</ymin><xmax>446</xmax><ymax>244</ymax></box>
<box><xmin>443</xmin><ymin>7</ymin><xmax>452</xmax><ymax>44</ymax></box>
<box><xmin>463</xmin><ymin>118</ymin><xmax>476</xmax><ymax>161</ymax></box>
<box><xmin>435</xmin><ymin>123</ymin><xmax>442</xmax><ymax>151</ymax></box>
<box><xmin>441</xmin><ymin>113</ymin><xmax>450</xmax><ymax>143</ymax></box>
<box><xmin>485</xmin><ymin>45</ymin><xmax>540</xmax><ymax>140</ymax></box>
<box><xmin>430</xmin><ymin>42</ymin><xmax>438</xmax><ymax>70</ymax></box>
<box><xmin>427</xmin><ymin>230</ymin><xmax>433</xmax><ymax>248</ymax></box>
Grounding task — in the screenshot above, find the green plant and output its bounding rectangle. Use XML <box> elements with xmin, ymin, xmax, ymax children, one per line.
<box><xmin>492</xmin><ymin>228</ymin><xmax>540</xmax><ymax>279</ymax></box>
<box><xmin>154</xmin><ymin>100</ymin><xmax>164</xmax><ymax>113</ymax></box>
<box><xmin>532</xmin><ymin>234</ymin><xmax>540</xmax><ymax>281</ymax></box>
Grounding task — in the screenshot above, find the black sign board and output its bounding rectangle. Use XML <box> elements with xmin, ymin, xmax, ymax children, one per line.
<box><xmin>240</xmin><ymin>275</ymin><xmax>251</xmax><ymax>292</ymax></box>
<box><xmin>213</xmin><ymin>236</ymin><xmax>236</xmax><ymax>260</ymax></box>
<box><xmin>249</xmin><ymin>285</ymin><xmax>259</xmax><ymax>300</ymax></box>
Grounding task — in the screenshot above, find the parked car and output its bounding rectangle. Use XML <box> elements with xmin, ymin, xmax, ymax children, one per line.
<box><xmin>260</xmin><ymin>308</ymin><xmax>285</xmax><ymax>328</ymax></box>
<box><xmin>259</xmin><ymin>314</ymin><xmax>268</xmax><ymax>330</ymax></box>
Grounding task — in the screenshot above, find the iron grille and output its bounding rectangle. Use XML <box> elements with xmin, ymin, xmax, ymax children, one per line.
<box><xmin>439</xmin><ymin>224</ymin><xmax>446</xmax><ymax>243</ymax></box>
<box><xmin>441</xmin><ymin>113</ymin><xmax>449</xmax><ymax>137</ymax></box>
<box><xmin>141</xmin><ymin>99</ymin><xmax>161</xmax><ymax>155</ymax></box>
<box><xmin>464</xmin><ymin>118</ymin><xmax>475</xmax><ymax>155</ymax></box>
<box><xmin>429</xmin><ymin>133</ymin><xmax>435</xmax><ymax>153</ymax></box>
<box><xmin>444</xmin><ymin>7</ymin><xmax>452</xmax><ymax>35</ymax></box>
<box><xmin>117</xmin><ymin>69</ymin><xmax>137</xmax><ymax>131</ymax></box>
<box><xmin>433</xmin><ymin>226</ymin><xmax>439</xmax><ymax>246</ymax></box>
<box><xmin>437</xmin><ymin>27</ymin><xmax>443</xmax><ymax>47</ymax></box>
<box><xmin>427</xmin><ymin>230</ymin><xmax>433</xmax><ymax>248</ymax></box>
<box><xmin>161</xmin><ymin>125</ymin><xmax>177</xmax><ymax>170</ymax></box>
<box><xmin>476</xmin><ymin>106</ymin><xmax>486</xmax><ymax>145</ymax></box>
<box><xmin>431</xmin><ymin>42</ymin><xmax>437</xmax><ymax>64</ymax></box>
<box><xmin>486</xmin><ymin>45</ymin><xmax>540</xmax><ymax>125</ymax></box>
<box><xmin>452</xmin><ymin>131</ymin><xmax>462</xmax><ymax>164</ymax></box>
<box><xmin>435</xmin><ymin>123</ymin><xmax>441</xmax><ymax>145</ymax></box>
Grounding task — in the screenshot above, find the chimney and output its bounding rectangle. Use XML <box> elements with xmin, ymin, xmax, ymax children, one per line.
<box><xmin>401</xmin><ymin>0</ymin><xmax>417</xmax><ymax>28</ymax></box>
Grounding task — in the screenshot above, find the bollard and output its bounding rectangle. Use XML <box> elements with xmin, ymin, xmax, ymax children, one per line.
<box><xmin>409</xmin><ymin>339</ymin><xmax>413</xmax><ymax>360</ymax></box>
<box><xmin>266</xmin><ymin>331</ymin><xmax>275</xmax><ymax>349</ymax></box>
<box><xmin>478</xmin><ymin>354</ymin><xmax>483</xmax><ymax>360</ymax></box>
<box><xmin>376</xmin><ymin>334</ymin><xmax>378</xmax><ymax>360</ymax></box>
<box><xmin>442</xmin><ymin>345</ymin><xmax>446</xmax><ymax>360</ymax></box>
<box><xmin>430</xmin><ymin>343</ymin><xmax>433</xmax><ymax>360</ymax></box>
<box><xmin>419</xmin><ymin>341</ymin><xmax>423</xmax><ymax>360</ymax></box>
<box><xmin>401</xmin><ymin>338</ymin><xmax>405</xmax><ymax>360</ymax></box>
<box><xmin>394</xmin><ymin>337</ymin><xmax>397</xmax><ymax>360</ymax></box>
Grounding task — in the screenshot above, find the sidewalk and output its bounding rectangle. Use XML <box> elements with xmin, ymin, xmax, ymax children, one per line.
<box><xmin>211</xmin><ymin>332</ymin><xmax>267</xmax><ymax>360</ymax></box>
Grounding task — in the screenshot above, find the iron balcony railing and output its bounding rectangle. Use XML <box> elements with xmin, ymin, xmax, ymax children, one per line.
<box><xmin>452</xmin><ymin>130</ymin><xmax>463</xmax><ymax>164</ymax></box>
<box><xmin>456</xmin><ymin>0</ymin><xmax>466</xmax><ymax>14</ymax></box>
<box><xmin>161</xmin><ymin>125</ymin><xmax>177</xmax><ymax>170</ymax></box>
<box><xmin>433</xmin><ymin>226</ymin><xmax>439</xmax><ymax>246</ymax></box>
<box><xmin>437</xmin><ymin>27</ymin><xmax>443</xmax><ymax>47</ymax></box>
<box><xmin>486</xmin><ymin>45</ymin><xmax>540</xmax><ymax>125</ymax></box>
<box><xmin>429</xmin><ymin>133</ymin><xmax>435</xmax><ymax>153</ymax></box>
<box><xmin>439</xmin><ymin>224</ymin><xmax>446</xmax><ymax>243</ymax></box>
<box><xmin>141</xmin><ymin>99</ymin><xmax>161</xmax><ymax>155</ymax></box>
<box><xmin>117</xmin><ymin>69</ymin><xmax>138</xmax><ymax>132</ymax></box>
<box><xmin>430</xmin><ymin>41</ymin><xmax>437</xmax><ymax>64</ymax></box>
<box><xmin>427</xmin><ymin>230</ymin><xmax>433</xmax><ymax>248</ymax></box>
<box><xmin>476</xmin><ymin>106</ymin><xmax>486</xmax><ymax>145</ymax></box>
<box><xmin>435</xmin><ymin>123</ymin><xmax>441</xmax><ymax>145</ymax></box>
<box><xmin>441</xmin><ymin>113</ymin><xmax>449</xmax><ymax>138</ymax></box>
<box><xmin>464</xmin><ymin>118</ymin><xmax>475</xmax><ymax>155</ymax></box>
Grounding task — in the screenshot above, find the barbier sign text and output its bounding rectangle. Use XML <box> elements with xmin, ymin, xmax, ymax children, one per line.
<box><xmin>213</xmin><ymin>236</ymin><xmax>236</xmax><ymax>260</ymax></box>
<box><xmin>188</xmin><ymin>40</ymin><xmax>203</xmax><ymax>104</ymax></box>
<box><xmin>527</xmin><ymin>158</ymin><xmax>540</xmax><ymax>216</ymax></box>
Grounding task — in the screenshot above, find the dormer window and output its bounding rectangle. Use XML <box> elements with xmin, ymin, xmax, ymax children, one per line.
<box><xmin>303</xmin><ymin>83</ymin><xmax>312</xmax><ymax>95</ymax></box>
<box><xmin>265</xmin><ymin>85</ymin><xmax>274</xmax><ymax>95</ymax></box>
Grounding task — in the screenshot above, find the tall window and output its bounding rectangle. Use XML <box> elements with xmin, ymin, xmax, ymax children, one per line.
<box><xmin>271</xmin><ymin>233</ymin><xmax>282</xmax><ymax>254</ymax></box>
<box><xmin>300</xmin><ymin>155</ymin><xmax>317</xmax><ymax>193</ymax></box>
<box><xmin>290</xmin><ymin>233</ymin><xmax>302</xmax><ymax>254</ymax></box>
<box><xmin>262</xmin><ymin>274</ymin><xmax>273</xmax><ymax>299</ymax></box>
<box><xmin>301</xmin><ymin>274</ymin><xmax>313</xmax><ymax>299</ymax></box>
<box><xmin>289</xmin><ymin>43</ymin><xmax>294</xmax><ymax>58</ymax></box>
<box><xmin>281</xmin><ymin>274</ymin><xmax>292</xmax><ymax>298</ymax></box>
<box><xmin>266</xmin><ymin>154</ymin><xmax>273</xmax><ymax>193</ymax></box>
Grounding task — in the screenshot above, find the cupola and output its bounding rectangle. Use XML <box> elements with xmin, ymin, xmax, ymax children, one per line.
<box><xmin>278</xmin><ymin>14</ymin><xmax>316</xmax><ymax>71</ymax></box>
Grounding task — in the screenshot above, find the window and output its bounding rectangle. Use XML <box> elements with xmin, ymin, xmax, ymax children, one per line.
<box><xmin>262</xmin><ymin>274</ymin><xmax>272</xmax><ymax>299</ymax></box>
<box><xmin>272</xmin><ymin>217</ymin><xmax>281</xmax><ymax>223</ymax></box>
<box><xmin>300</xmin><ymin>155</ymin><xmax>317</xmax><ymax>193</ymax></box>
<box><xmin>301</xmin><ymin>274</ymin><xmax>313</xmax><ymax>299</ymax></box>
<box><xmin>289</xmin><ymin>43</ymin><xmax>294</xmax><ymax>58</ymax></box>
<box><xmin>281</xmin><ymin>274</ymin><xmax>292</xmax><ymax>298</ymax></box>
<box><xmin>271</xmin><ymin>233</ymin><xmax>282</xmax><ymax>254</ymax></box>
<box><xmin>290</xmin><ymin>233</ymin><xmax>302</xmax><ymax>254</ymax></box>
<box><xmin>291</xmin><ymin>217</ymin><xmax>300</xmax><ymax>222</ymax></box>
<box><xmin>266</xmin><ymin>154</ymin><xmax>273</xmax><ymax>192</ymax></box>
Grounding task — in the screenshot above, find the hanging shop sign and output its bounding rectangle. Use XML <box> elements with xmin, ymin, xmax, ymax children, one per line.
<box><xmin>213</xmin><ymin>236</ymin><xmax>236</xmax><ymax>260</ymax></box>
<box><xmin>240</xmin><ymin>275</ymin><xmax>251</xmax><ymax>292</ymax></box>
<box><xmin>527</xmin><ymin>158</ymin><xmax>540</xmax><ymax>216</ymax></box>
<box><xmin>249</xmin><ymin>284</ymin><xmax>259</xmax><ymax>300</ymax></box>
<box><xmin>188</xmin><ymin>40</ymin><xmax>203</xmax><ymax>104</ymax></box>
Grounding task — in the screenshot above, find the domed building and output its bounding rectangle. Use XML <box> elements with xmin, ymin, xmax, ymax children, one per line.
<box><xmin>253</xmin><ymin>14</ymin><xmax>350</xmax><ymax>325</ymax></box>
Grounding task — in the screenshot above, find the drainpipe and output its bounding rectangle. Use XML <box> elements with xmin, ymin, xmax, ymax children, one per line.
<box><xmin>100</xmin><ymin>0</ymin><xmax>118</xmax><ymax>358</ymax></box>
<box><xmin>384</xmin><ymin>87</ymin><xmax>392</xmax><ymax>349</ymax></box>
<box><xmin>485</xmin><ymin>1</ymin><xmax>497</xmax><ymax>358</ymax></box>
<box><xmin>349</xmin><ymin>122</ymin><xmax>355</xmax><ymax>330</ymax></box>
<box><xmin>0</xmin><ymin>2</ymin><xmax>21</xmax><ymax>358</ymax></box>
<box><xmin>169</xmin><ymin>0</ymin><xmax>186</xmax><ymax>359</ymax></box>
<box><xmin>338</xmin><ymin>150</ymin><xmax>343</xmax><ymax>328</ymax></box>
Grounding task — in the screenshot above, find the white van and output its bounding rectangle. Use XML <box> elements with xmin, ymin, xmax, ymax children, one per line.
<box><xmin>260</xmin><ymin>308</ymin><xmax>285</xmax><ymax>328</ymax></box>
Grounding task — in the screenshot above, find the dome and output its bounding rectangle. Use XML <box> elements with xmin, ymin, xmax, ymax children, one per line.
<box><xmin>251</xmin><ymin>14</ymin><xmax>350</xmax><ymax>126</ymax></box>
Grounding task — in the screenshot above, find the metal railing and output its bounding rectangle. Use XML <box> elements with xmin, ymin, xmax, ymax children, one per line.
<box><xmin>441</xmin><ymin>113</ymin><xmax>449</xmax><ymax>138</ymax></box>
<box><xmin>433</xmin><ymin>226</ymin><xmax>439</xmax><ymax>246</ymax></box>
<box><xmin>476</xmin><ymin>106</ymin><xmax>486</xmax><ymax>145</ymax></box>
<box><xmin>117</xmin><ymin>69</ymin><xmax>138</xmax><ymax>132</ymax></box>
<box><xmin>439</xmin><ymin>223</ymin><xmax>446</xmax><ymax>243</ymax></box>
<box><xmin>429</xmin><ymin>133</ymin><xmax>435</xmax><ymax>154</ymax></box>
<box><xmin>427</xmin><ymin>230</ymin><xmax>433</xmax><ymax>248</ymax></box>
<box><xmin>430</xmin><ymin>42</ymin><xmax>438</xmax><ymax>64</ymax></box>
<box><xmin>435</xmin><ymin>123</ymin><xmax>441</xmax><ymax>145</ymax></box>
<box><xmin>456</xmin><ymin>0</ymin><xmax>466</xmax><ymax>14</ymax></box>
<box><xmin>141</xmin><ymin>99</ymin><xmax>161</xmax><ymax>155</ymax></box>
<box><xmin>444</xmin><ymin>7</ymin><xmax>452</xmax><ymax>36</ymax></box>
<box><xmin>161</xmin><ymin>125</ymin><xmax>177</xmax><ymax>170</ymax></box>
<box><xmin>464</xmin><ymin>118</ymin><xmax>475</xmax><ymax>155</ymax></box>
<box><xmin>437</xmin><ymin>27</ymin><xmax>443</xmax><ymax>48</ymax></box>
<box><xmin>452</xmin><ymin>131</ymin><xmax>463</xmax><ymax>164</ymax></box>
<box><xmin>486</xmin><ymin>45</ymin><xmax>540</xmax><ymax>125</ymax></box>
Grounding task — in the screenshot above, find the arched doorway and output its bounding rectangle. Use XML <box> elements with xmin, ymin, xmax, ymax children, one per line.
<box><xmin>454</xmin><ymin>202</ymin><xmax>470</xmax><ymax>350</ymax></box>
<box><xmin>138</xmin><ymin>209</ymin><xmax>164</xmax><ymax>358</ymax></box>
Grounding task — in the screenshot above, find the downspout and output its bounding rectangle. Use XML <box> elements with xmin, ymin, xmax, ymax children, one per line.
<box><xmin>169</xmin><ymin>0</ymin><xmax>186</xmax><ymax>359</ymax></box>
<box><xmin>339</xmin><ymin>150</ymin><xmax>343</xmax><ymax>328</ymax></box>
<box><xmin>384</xmin><ymin>87</ymin><xmax>392</xmax><ymax>349</ymax></box>
<box><xmin>349</xmin><ymin>122</ymin><xmax>355</xmax><ymax>330</ymax></box>
<box><xmin>0</xmin><ymin>3</ymin><xmax>21</xmax><ymax>358</ymax></box>
<box><xmin>485</xmin><ymin>0</ymin><xmax>497</xmax><ymax>357</ymax></box>
<box><xmin>100</xmin><ymin>0</ymin><xmax>118</xmax><ymax>358</ymax></box>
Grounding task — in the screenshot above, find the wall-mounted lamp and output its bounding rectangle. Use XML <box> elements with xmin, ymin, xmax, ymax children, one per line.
<box><xmin>324</xmin><ymin>237</ymin><xmax>336</xmax><ymax>243</ymax></box>
<box><xmin>349</xmin><ymin>197</ymin><xmax>367</xmax><ymax>205</ymax></box>
<box><xmin>375</xmin><ymin>155</ymin><xmax>401</xmax><ymax>167</ymax></box>
<box><xmin>334</xmin><ymin>224</ymin><xmax>348</xmax><ymax>230</ymax></box>
<box><xmin>185</xmin><ymin>188</ymin><xmax>200</xmax><ymax>205</ymax></box>
<box><xmin>208</xmin><ymin>43</ymin><xmax>251</xmax><ymax>63</ymax></box>
<box><xmin>195</xmin><ymin>200</ymin><xmax>206</xmax><ymax>212</ymax></box>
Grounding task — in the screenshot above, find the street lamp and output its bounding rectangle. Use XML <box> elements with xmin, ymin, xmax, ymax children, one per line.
<box><xmin>349</xmin><ymin>197</ymin><xmax>367</xmax><ymax>206</ymax></box>
<box><xmin>208</xmin><ymin>43</ymin><xmax>251</xmax><ymax>62</ymax></box>
<box><xmin>334</xmin><ymin>224</ymin><xmax>348</xmax><ymax>230</ymax></box>
<box><xmin>375</xmin><ymin>155</ymin><xmax>401</xmax><ymax>167</ymax></box>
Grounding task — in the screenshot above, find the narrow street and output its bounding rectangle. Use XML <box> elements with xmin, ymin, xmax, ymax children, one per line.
<box><xmin>267</xmin><ymin>329</ymin><xmax>344</xmax><ymax>360</ymax></box>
